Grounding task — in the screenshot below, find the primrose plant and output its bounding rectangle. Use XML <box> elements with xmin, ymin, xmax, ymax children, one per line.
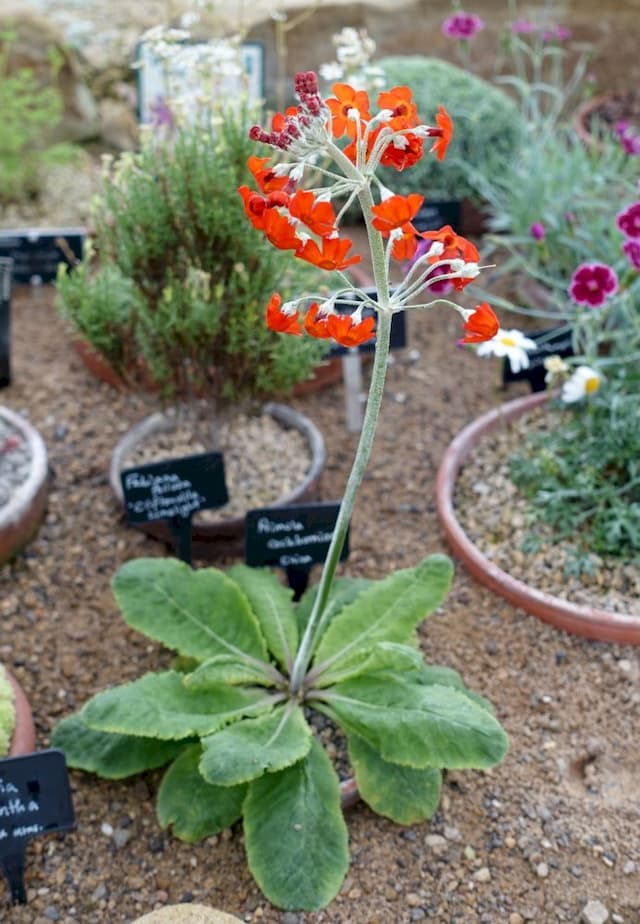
<box><xmin>53</xmin><ymin>72</ymin><xmax>508</xmax><ymax>912</ymax></box>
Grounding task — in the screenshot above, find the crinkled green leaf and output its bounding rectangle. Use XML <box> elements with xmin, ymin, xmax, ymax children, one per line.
<box><xmin>312</xmin><ymin>556</ymin><xmax>453</xmax><ymax>675</ymax></box>
<box><xmin>157</xmin><ymin>744</ymin><xmax>246</xmax><ymax>842</ymax></box>
<box><xmin>51</xmin><ymin>713</ymin><xmax>188</xmax><ymax>779</ymax></box>
<box><xmin>295</xmin><ymin>576</ymin><xmax>372</xmax><ymax>643</ymax></box>
<box><xmin>227</xmin><ymin>564</ymin><xmax>297</xmax><ymax>672</ymax></box>
<box><xmin>81</xmin><ymin>671</ymin><xmax>277</xmax><ymax>740</ymax></box>
<box><xmin>315</xmin><ymin>674</ymin><xmax>508</xmax><ymax>770</ymax></box>
<box><xmin>348</xmin><ymin>731</ymin><xmax>442</xmax><ymax>824</ymax></box>
<box><xmin>200</xmin><ymin>705</ymin><xmax>312</xmax><ymax>786</ymax></box>
<box><xmin>112</xmin><ymin>557</ymin><xmax>268</xmax><ymax>662</ymax></box>
<box><xmin>185</xmin><ymin>655</ymin><xmax>277</xmax><ymax>690</ymax></box>
<box><xmin>313</xmin><ymin>641</ymin><xmax>426</xmax><ymax>687</ymax></box>
<box><xmin>243</xmin><ymin>738</ymin><xmax>349</xmax><ymax>911</ymax></box>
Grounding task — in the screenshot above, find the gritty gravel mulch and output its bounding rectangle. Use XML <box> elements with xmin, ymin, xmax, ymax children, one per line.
<box><xmin>2</xmin><ymin>282</ymin><xmax>640</xmax><ymax>924</ymax></box>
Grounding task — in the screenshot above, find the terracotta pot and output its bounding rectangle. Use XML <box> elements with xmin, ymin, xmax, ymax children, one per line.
<box><xmin>0</xmin><ymin>406</ymin><xmax>49</xmax><ymax>565</ymax></box>
<box><xmin>436</xmin><ymin>391</ymin><xmax>640</xmax><ymax>645</ymax></box>
<box><xmin>4</xmin><ymin>667</ymin><xmax>36</xmax><ymax>757</ymax></box>
<box><xmin>110</xmin><ymin>402</ymin><xmax>326</xmax><ymax>560</ymax></box>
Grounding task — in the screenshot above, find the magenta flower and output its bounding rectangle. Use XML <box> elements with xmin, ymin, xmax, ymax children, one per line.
<box><xmin>404</xmin><ymin>240</ymin><xmax>453</xmax><ymax>294</ymax></box>
<box><xmin>617</xmin><ymin>202</ymin><xmax>640</xmax><ymax>238</ymax></box>
<box><xmin>569</xmin><ymin>263</ymin><xmax>619</xmax><ymax>307</ymax></box>
<box><xmin>441</xmin><ymin>11</ymin><xmax>485</xmax><ymax>40</ymax></box>
<box><xmin>542</xmin><ymin>25</ymin><xmax>571</xmax><ymax>41</ymax></box>
<box><xmin>623</xmin><ymin>238</ymin><xmax>640</xmax><ymax>271</ymax></box>
<box><xmin>529</xmin><ymin>222</ymin><xmax>546</xmax><ymax>241</ymax></box>
<box><xmin>615</xmin><ymin>123</ymin><xmax>640</xmax><ymax>156</ymax></box>
<box><xmin>510</xmin><ymin>18</ymin><xmax>537</xmax><ymax>35</ymax></box>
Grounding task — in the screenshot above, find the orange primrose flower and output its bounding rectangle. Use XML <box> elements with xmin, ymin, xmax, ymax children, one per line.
<box><xmin>238</xmin><ymin>186</ymin><xmax>290</xmax><ymax>230</ymax></box>
<box><xmin>326</xmin><ymin>313</ymin><xmax>376</xmax><ymax>347</ymax></box>
<box><xmin>377</xmin><ymin>86</ymin><xmax>419</xmax><ymax>129</ymax></box>
<box><xmin>262</xmin><ymin>208</ymin><xmax>300</xmax><ymax>251</ymax></box>
<box><xmin>380</xmin><ymin>133</ymin><xmax>424</xmax><ymax>171</ymax></box>
<box><xmin>421</xmin><ymin>225</ymin><xmax>480</xmax><ymax>264</ymax></box>
<box><xmin>303</xmin><ymin>303</ymin><xmax>333</xmax><ymax>339</ymax></box>
<box><xmin>271</xmin><ymin>106</ymin><xmax>298</xmax><ymax>134</ymax></box>
<box><xmin>342</xmin><ymin>125</ymin><xmax>381</xmax><ymax>166</ymax></box>
<box><xmin>288</xmin><ymin>188</ymin><xmax>337</xmax><ymax>237</ymax></box>
<box><xmin>460</xmin><ymin>303</ymin><xmax>499</xmax><ymax>343</ymax></box>
<box><xmin>296</xmin><ymin>236</ymin><xmax>362</xmax><ymax>271</ymax></box>
<box><xmin>371</xmin><ymin>193</ymin><xmax>424</xmax><ymax>235</ymax></box>
<box><xmin>429</xmin><ymin>105</ymin><xmax>454</xmax><ymax>161</ymax></box>
<box><xmin>247</xmin><ymin>155</ymin><xmax>289</xmax><ymax>194</ymax></box>
<box><xmin>390</xmin><ymin>224</ymin><xmax>419</xmax><ymax>262</ymax></box>
<box><xmin>266</xmin><ymin>293</ymin><xmax>302</xmax><ymax>336</ymax></box>
<box><xmin>325</xmin><ymin>83</ymin><xmax>371</xmax><ymax>138</ymax></box>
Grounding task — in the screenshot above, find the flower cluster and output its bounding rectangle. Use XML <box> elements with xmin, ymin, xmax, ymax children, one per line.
<box><xmin>240</xmin><ymin>71</ymin><xmax>498</xmax><ymax>348</ymax></box>
<box><xmin>318</xmin><ymin>27</ymin><xmax>386</xmax><ymax>93</ymax></box>
<box><xmin>615</xmin><ymin>121</ymin><xmax>640</xmax><ymax>156</ymax></box>
<box><xmin>441</xmin><ymin>11</ymin><xmax>485</xmax><ymax>40</ymax></box>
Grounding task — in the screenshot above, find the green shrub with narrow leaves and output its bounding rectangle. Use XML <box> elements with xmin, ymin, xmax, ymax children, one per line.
<box><xmin>56</xmin><ymin>112</ymin><xmax>326</xmax><ymax>412</ymax></box>
<box><xmin>52</xmin><ymin>554</ymin><xmax>508</xmax><ymax>911</ymax></box>
<box><xmin>376</xmin><ymin>56</ymin><xmax>523</xmax><ymax>204</ymax></box>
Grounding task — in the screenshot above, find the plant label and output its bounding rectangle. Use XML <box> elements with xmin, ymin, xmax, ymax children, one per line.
<box><xmin>502</xmin><ymin>326</ymin><xmax>574</xmax><ymax>393</ymax></box>
<box><xmin>121</xmin><ymin>453</ymin><xmax>229</xmax><ymax>565</ymax></box>
<box><xmin>246</xmin><ymin>502</ymin><xmax>349</xmax><ymax>597</ymax></box>
<box><xmin>326</xmin><ymin>288</ymin><xmax>407</xmax><ymax>358</ymax></box>
<box><xmin>0</xmin><ymin>750</ymin><xmax>75</xmax><ymax>905</ymax></box>
<box><xmin>0</xmin><ymin>258</ymin><xmax>11</xmax><ymax>389</ymax></box>
<box><xmin>413</xmin><ymin>199</ymin><xmax>461</xmax><ymax>233</ymax></box>
<box><xmin>0</xmin><ymin>229</ymin><xmax>84</xmax><ymax>285</ymax></box>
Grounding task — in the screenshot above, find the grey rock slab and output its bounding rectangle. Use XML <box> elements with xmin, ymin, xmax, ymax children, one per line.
<box><xmin>132</xmin><ymin>906</ymin><xmax>243</xmax><ymax>924</ymax></box>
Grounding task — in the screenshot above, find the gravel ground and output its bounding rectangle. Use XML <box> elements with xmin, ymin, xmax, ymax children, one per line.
<box><xmin>2</xmin><ymin>281</ymin><xmax>640</xmax><ymax>924</ymax></box>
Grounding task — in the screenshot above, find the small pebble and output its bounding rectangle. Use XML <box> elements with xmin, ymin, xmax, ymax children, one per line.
<box><xmin>535</xmin><ymin>862</ymin><xmax>549</xmax><ymax>878</ymax></box>
<box><xmin>100</xmin><ymin>822</ymin><xmax>113</xmax><ymax>837</ymax></box>
<box><xmin>623</xmin><ymin>859</ymin><xmax>636</xmax><ymax>874</ymax></box>
<box><xmin>581</xmin><ymin>900</ymin><xmax>610</xmax><ymax>924</ymax></box>
<box><xmin>473</xmin><ymin>867</ymin><xmax>491</xmax><ymax>883</ymax></box>
<box><xmin>43</xmin><ymin>908</ymin><xmax>60</xmax><ymax>921</ymax></box>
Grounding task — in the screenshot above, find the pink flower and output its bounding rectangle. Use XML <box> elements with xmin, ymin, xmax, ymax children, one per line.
<box><xmin>529</xmin><ymin>222</ymin><xmax>546</xmax><ymax>241</ymax></box>
<box><xmin>615</xmin><ymin>122</ymin><xmax>640</xmax><ymax>156</ymax></box>
<box><xmin>510</xmin><ymin>18</ymin><xmax>537</xmax><ymax>35</ymax></box>
<box><xmin>441</xmin><ymin>12</ymin><xmax>485</xmax><ymax>40</ymax></box>
<box><xmin>542</xmin><ymin>25</ymin><xmax>571</xmax><ymax>41</ymax></box>
<box><xmin>569</xmin><ymin>263</ymin><xmax>619</xmax><ymax>307</ymax></box>
<box><xmin>404</xmin><ymin>239</ymin><xmax>453</xmax><ymax>294</ymax></box>
<box><xmin>623</xmin><ymin>238</ymin><xmax>640</xmax><ymax>271</ymax></box>
<box><xmin>617</xmin><ymin>202</ymin><xmax>640</xmax><ymax>238</ymax></box>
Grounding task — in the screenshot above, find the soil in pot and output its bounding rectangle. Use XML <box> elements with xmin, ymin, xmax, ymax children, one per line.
<box><xmin>0</xmin><ymin>412</ymin><xmax>32</xmax><ymax>508</ymax></box>
<box><xmin>0</xmin><ymin>406</ymin><xmax>49</xmax><ymax>565</ymax></box>
<box><xmin>452</xmin><ymin>402</ymin><xmax>639</xmax><ymax>617</ymax></box>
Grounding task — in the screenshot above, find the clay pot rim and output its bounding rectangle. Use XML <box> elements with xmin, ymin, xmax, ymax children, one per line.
<box><xmin>3</xmin><ymin>666</ymin><xmax>36</xmax><ymax>758</ymax></box>
<box><xmin>573</xmin><ymin>92</ymin><xmax>614</xmax><ymax>150</ymax></box>
<box><xmin>109</xmin><ymin>401</ymin><xmax>327</xmax><ymax>532</ymax></box>
<box><xmin>436</xmin><ymin>391</ymin><xmax>640</xmax><ymax>645</ymax></box>
<box><xmin>0</xmin><ymin>405</ymin><xmax>48</xmax><ymax>529</ymax></box>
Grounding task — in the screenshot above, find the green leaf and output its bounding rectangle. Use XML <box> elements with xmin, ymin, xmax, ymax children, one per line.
<box><xmin>157</xmin><ymin>744</ymin><xmax>246</xmax><ymax>842</ymax></box>
<box><xmin>200</xmin><ymin>705</ymin><xmax>312</xmax><ymax>786</ymax></box>
<box><xmin>243</xmin><ymin>738</ymin><xmax>349</xmax><ymax>911</ymax></box>
<box><xmin>296</xmin><ymin>576</ymin><xmax>372</xmax><ymax>641</ymax></box>
<box><xmin>316</xmin><ymin>674</ymin><xmax>508</xmax><ymax>770</ymax></box>
<box><xmin>112</xmin><ymin>558</ymin><xmax>268</xmax><ymax>663</ymax></box>
<box><xmin>312</xmin><ymin>556</ymin><xmax>453</xmax><ymax>675</ymax></box>
<box><xmin>51</xmin><ymin>713</ymin><xmax>187</xmax><ymax>779</ymax></box>
<box><xmin>226</xmin><ymin>565</ymin><xmax>298</xmax><ymax>672</ymax></box>
<box><xmin>348</xmin><ymin>732</ymin><xmax>442</xmax><ymax>824</ymax></box>
<box><xmin>185</xmin><ymin>655</ymin><xmax>277</xmax><ymax>689</ymax></box>
<box><xmin>81</xmin><ymin>671</ymin><xmax>277</xmax><ymax>740</ymax></box>
<box><xmin>313</xmin><ymin>641</ymin><xmax>426</xmax><ymax>687</ymax></box>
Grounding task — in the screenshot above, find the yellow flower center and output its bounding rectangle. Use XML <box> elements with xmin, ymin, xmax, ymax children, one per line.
<box><xmin>585</xmin><ymin>376</ymin><xmax>600</xmax><ymax>394</ymax></box>
<box><xmin>500</xmin><ymin>335</ymin><xmax>517</xmax><ymax>347</ymax></box>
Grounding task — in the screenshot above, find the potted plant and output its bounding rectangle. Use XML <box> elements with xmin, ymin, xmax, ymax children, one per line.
<box><xmin>438</xmin><ymin>198</ymin><xmax>640</xmax><ymax>643</ymax></box>
<box><xmin>56</xmin><ymin>55</ymin><xmax>331</xmax><ymax>556</ymax></box>
<box><xmin>52</xmin><ymin>71</ymin><xmax>508</xmax><ymax>912</ymax></box>
<box><xmin>0</xmin><ymin>664</ymin><xmax>36</xmax><ymax>757</ymax></box>
<box><xmin>0</xmin><ymin>405</ymin><xmax>49</xmax><ymax>566</ymax></box>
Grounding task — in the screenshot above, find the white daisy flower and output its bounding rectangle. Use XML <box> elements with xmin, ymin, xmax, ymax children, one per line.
<box><xmin>476</xmin><ymin>329</ymin><xmax>537</xmax><ymax>374</ymax></box>
<box><xmin>561</xmin><ymin>365</ymin><xmax>603</xmax><ymax>403</ymax></box>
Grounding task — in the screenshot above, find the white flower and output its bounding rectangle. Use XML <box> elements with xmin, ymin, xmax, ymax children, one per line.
<box><xmin>476</xmin><ymin>329</ymin><xmax>537</xmax><ymax>374</ymax></box>
<box><xmin>543</xmin><ymin>354</ymin><xmax>569</xmax><ymax>383</ymax></box>
<box><xmin>561</xmin><ymin>365</ymin><xmax>603</xmax><ymax>403</ymax></box>
<box><xmin>319</xmin><ymin>62</ymin><xmax>344</xmax><ymax>81</ymax></box>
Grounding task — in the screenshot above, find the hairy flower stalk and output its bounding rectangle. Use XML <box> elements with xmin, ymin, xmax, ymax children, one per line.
<box><xmin>240</xmin><ymin>71</ymin><xmax>500</xmax><ymax>695</ymax></box>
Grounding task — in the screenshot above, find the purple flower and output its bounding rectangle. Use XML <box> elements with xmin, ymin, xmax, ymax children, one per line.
<box><xmin>150</xmin><ymin>95</ymin><xmax>175</xmax><ymax>131</ymax></box>
<box><xmin>529</xmin><ymin>222</ymin><xmax>546</xmax><ymax>241</ymax></box>
<box><xmin>623</xmin><ymin>238</ymin><xmax>640</xmax><ymax>271</ymax></box>
<box><xmin>542</xmin><ymin>25</ymin><xmax>571</xmax><ymax>41</ymax></box>
<box><xmin>617</xmin><ymin>202</ymin><xmax>640</xmax><ymax>238</ymax></box>
<box><xmin>441</xmin><ymin>12</ymin><xmax>485</xmax><ymax>40</ymax></box>
<box><xmin>569</xmin><ymin>263</ymin><xmax>619</xmax><ymax>307</ymax></box>
<box><xmin>404</xmin><ymin>239</ymin><xmax>453</xmax><ymax>294</ymax></box>
<box><xmin>510</xmin><ymin>18</ymin><xmax>537</xmax><ymax>35</ymax></box>
<box><xmin>616</xmin><ymin>125</ymin><xmax>640</xmax><ymax>156</ymax></box>
<box><xmin>564</xmin><ymin>211</ymin><xmax>576</xmax><ymax>225</ymax></box>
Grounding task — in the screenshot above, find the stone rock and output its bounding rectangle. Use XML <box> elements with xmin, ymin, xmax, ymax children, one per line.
<box><xmin>0</xmin><ymin>10</ymin><xmax>100</xmax><ymax>142</ymax></box>
<box><xmin>581</xmin><ymin>901</ymin><xmax>610</xmax><ymax>924</ymax></box>
<box><xmin>98</xmin><ymin>98</ymin><xmax>139</xmax><ymax>150</ymax></box>
<box><xmin>132</xmin><ymin>906</ymin><xmax>243</xmax><ymax>924</ymax></box>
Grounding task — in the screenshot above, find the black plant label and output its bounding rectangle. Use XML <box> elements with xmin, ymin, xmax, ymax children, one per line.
<box><xmin>121</xmin><ymin>452</ymin><xmax>228</xmax><ymax>525</ymax></box>
<box><xmin>245</xmin><ymin>502</ymin><xmax>348</xmax><ymax>569</ymax></box>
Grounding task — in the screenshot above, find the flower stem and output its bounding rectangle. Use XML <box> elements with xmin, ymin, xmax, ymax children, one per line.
<box><xmin>289</xmin><ymin>185</ymin><xmax>392</xmax><ymax>695</ymax></box>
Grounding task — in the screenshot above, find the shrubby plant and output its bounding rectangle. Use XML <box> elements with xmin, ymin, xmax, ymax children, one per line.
<box><xmin>56</xmin><ymin>111</ymin><xmax>326</xmax><ymax>415</ymax></box>
<box><xmin>53</xmin><ymin>71</ymin><xmax>508</xmax><ymax>911</ymax></box>
<box><xmin>0</xmin><ymin>30</ymin><xmax>76</xmax><ymax>204</ymax></box>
